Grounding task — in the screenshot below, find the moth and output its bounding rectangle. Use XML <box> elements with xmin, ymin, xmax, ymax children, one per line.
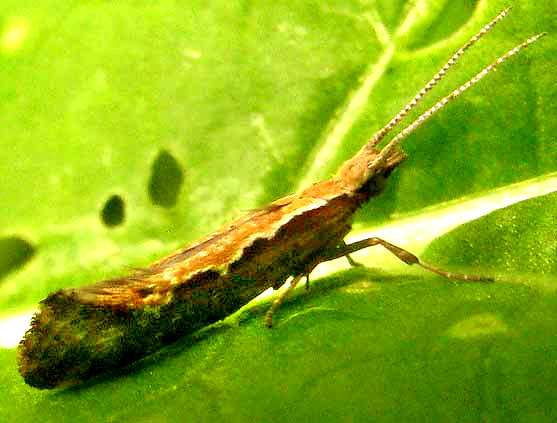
<box><xmin>18</xmin><ymin>8</ymin><xmax>545</xmax><ymax>389</ymax></box>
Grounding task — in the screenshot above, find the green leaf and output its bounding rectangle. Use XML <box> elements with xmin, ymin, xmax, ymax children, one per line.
<box><xmin>1</xmin><ymin>0</ymin><xmax>556</xmax><ymax>421</ymax></box>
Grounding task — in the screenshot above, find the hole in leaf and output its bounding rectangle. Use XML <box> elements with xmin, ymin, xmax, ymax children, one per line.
<box><xmin>101</xmin><ymin>195</ymin><xmax>125</xmax><ymax>227</ymax></box>
<box><xmin>148</xmin><ymin>150</ymin><xmax>184</xmax><ymax>208</ymax></box>
<box><xmin>0</xmin><ymin>236</ymin><xmax>35</xmax><ymax>279</ymax></box>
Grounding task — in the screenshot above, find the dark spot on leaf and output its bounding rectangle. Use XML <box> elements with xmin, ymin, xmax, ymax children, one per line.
<box><xmin>101</xmin><ymin>195</ymin><xmax>125</xmax><ymax>227</ymax></box>
<box><xmin>148</xmin><ymin>150</ymin><xmax>184</xmax><ymax>208</ymax></box>
<box><xmin>0</xmin><ymin>236</ymin><xmax>35</xmax><ymax>279</ymax></box>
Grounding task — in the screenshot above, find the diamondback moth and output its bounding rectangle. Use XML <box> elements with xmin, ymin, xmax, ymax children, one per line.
<box><xmin>17</xmin><ymin>8</ymin><xmax>546</xmax><ymax>389</ymax></box>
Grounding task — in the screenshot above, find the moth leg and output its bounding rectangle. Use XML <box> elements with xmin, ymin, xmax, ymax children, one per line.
<box><xmin>265</xmin><ymin>274</ymin><xmax>304</xmax><ymax>328</ymax></box>
<box><xmin>335</xmin><ymin>237</ymin><xmax>494</xmax><ymax>282</ymax></box>
<box><xmin>344</xmin><ymin>253</ymin><xmax>364</xmax><ymax>267</ymax></box>
<box><xmin>341</xmin><ymin>241</ymin><xmax>364</xmax><ymax>267</ymax></box>
<box><xmin>345</xmin><ymin>255</ymin><xmax>363</xmax><ymax>267</ymax></box>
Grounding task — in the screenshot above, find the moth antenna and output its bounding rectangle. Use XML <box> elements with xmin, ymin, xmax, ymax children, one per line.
<box><xmin>375</xmin><ymin>31</ymin><xmax>547</xmax><ymax>167</ymax></box>
<box><xmin>369</xmin><ymin>7</ymin><xmax>511</xmax><ymax>148</ymax></box>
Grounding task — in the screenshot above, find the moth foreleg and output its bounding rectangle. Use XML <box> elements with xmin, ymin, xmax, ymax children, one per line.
<box><xmin>336</xmin><ymin>237</ymin><xmax>494</xmax><ymax>282</ymax></box>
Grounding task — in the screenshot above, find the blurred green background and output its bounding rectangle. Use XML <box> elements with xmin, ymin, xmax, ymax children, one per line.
<box><xmin>1</xmin><ymin>0</ymin><xmax>556</xmax><ymax>421</ymax></box>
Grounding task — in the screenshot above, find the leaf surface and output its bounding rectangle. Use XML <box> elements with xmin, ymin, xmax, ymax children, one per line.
<box><xmin>1</xmin><ymin>0</ymin><xmax>555</xmax><ymax>421</ymax></box>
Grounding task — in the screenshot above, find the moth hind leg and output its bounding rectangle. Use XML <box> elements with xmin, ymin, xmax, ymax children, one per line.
<box><xmin>335</xmin><ymin>237</ymin><xmax>494</xmax><ymax>282</ymax></box>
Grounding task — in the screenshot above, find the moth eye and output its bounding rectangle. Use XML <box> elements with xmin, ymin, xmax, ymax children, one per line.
<box><xmin>148</xmin><ymin>149</ymin><xmax>184</xmax><ymax>208</ymax></box>
<box><xmin>0</xmin><ymin>235</ymin><xmax>35</xmax><ymax>279</ymax></box>
<box><xmin>100</xmin><ymin>194</ymin><xmax>125</xmax><ymax>227</ymax></box>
